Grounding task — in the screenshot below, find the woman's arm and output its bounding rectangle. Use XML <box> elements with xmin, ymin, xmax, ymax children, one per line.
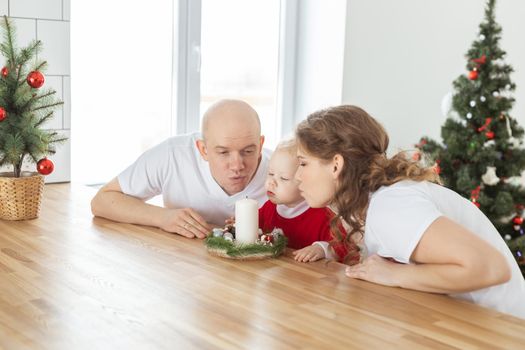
<box><xmin>345</xmin><ymin>216</ymin><xmax>511</xmax><ymax>293</ymax></box>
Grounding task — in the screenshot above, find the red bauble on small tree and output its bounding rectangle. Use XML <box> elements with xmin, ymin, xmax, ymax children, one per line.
<box><xmin>0</xmin><ymin>16</ymin><xmax>66</xmax><ymax>220</ymax></box>
<box><xmin>36</xmin><ymin>158</ymin><xmax>54</xmax><ymax>175</ymax></box>
<box><xmin>26</xmin><ymin>70</ymin><xmax>45</xmax><ymax>88</ymax></box>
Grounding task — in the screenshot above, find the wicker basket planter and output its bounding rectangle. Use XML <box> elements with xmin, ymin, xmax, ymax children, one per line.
<box><xmin>0</xmin><ymin>172</ymin><xmax>45</xmax><ymax>220</ymax></box>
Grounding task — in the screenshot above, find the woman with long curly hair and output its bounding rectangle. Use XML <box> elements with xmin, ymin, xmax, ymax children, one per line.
<box><xmin>294</xmin><ymin>104</ymin><xmax>525</xmax><ymax>319</ymax></box>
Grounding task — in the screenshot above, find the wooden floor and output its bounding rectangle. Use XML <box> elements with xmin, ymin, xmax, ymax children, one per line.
<box><xmin>0</xmin><ymin>184</ymin><xmax>524</xmax><ymax>349</ymax></box>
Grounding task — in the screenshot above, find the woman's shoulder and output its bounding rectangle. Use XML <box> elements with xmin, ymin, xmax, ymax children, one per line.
<box><xmin>371</xmin><ymin>180</ymin><xmax>430</xmax><ymax>200</ymax></box>
<box><xmin>368</xmin><ymin>180</ymin><xmax>441</xmax><ymax>217</ymax></box>
<box><xmin>365</xmin><ymin>180</ymin><xmax>443</xmax><ymax>243</ymax></box>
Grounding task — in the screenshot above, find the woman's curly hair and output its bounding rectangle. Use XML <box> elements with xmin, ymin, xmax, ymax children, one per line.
<box><xmin>295</xmin><ymin>105</ymin><xmax>439</xmax><ymax>264</ymax></box>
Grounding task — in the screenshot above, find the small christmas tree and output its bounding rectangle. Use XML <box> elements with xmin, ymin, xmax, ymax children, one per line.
<box><xmin>0</xmin><ymin>15</ymin><xmax>66</xmax><ymax>178</ymax></box>
<box><xmin>415</xmin><ymin>0</ymin><xmax>525</xmax><ymax>275</ymax></box>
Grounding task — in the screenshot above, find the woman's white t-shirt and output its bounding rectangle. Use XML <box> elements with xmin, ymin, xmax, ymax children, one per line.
<box><xmin>117</xmin><ymin>132</ymin><xmax>271</xmax><ymax>225</ymax></box>
<box><xmin>365</xmin><ymin>180</ymin><xmax>525</xmax><ymax>319</ymax></box>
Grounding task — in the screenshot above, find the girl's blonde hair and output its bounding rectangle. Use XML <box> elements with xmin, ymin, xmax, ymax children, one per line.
<box><xmin>274</xmin><ymin>137</ymin><xmax>297</xmax><ymax>157</ymax></box>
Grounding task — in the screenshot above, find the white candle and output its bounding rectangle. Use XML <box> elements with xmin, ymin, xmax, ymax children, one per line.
<box><xmin>235</xmin><ymin>198</ymin><xmax>259</xmax><ymax>244</ymax></box>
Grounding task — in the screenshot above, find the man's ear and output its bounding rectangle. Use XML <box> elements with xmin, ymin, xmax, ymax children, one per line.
<box><xmin>259</xmin><ymin>135</ymin><xmax>265</xmax><ymax>153</ymax></box>
<box><xmin>196</xmin><ymin>139</ymin><xmax>209</xmax><ymax>161</ymax></box>
<box><xmin>332</xmin><ymin>154</ymin><xmax>344</xmax><ymax>179</ymax></box>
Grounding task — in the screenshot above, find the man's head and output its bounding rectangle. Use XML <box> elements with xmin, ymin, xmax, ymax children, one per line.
<box><xmin>196</xmin><ymin>99</ymin><xmax>264</xmax><ymax>196</ymax></box>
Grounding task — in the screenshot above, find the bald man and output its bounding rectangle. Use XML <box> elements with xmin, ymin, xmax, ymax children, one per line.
<box><xmin>91</xmin><ymin>99</ymin><xmax>270</xmax><ymax>238</ymax></box>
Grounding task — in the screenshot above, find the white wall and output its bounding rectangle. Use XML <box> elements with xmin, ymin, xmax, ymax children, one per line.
<box><xmin>342</xmin><ymin>0</ymin><xmax>525</xmax><ymax>154</ymax></box>
<box><xmin>0</xmin><ymin>0</ymin><xmax>70</xmax><ymax>183</ymax></box>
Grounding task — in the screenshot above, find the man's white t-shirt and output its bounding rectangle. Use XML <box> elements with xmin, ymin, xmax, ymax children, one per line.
<box><xmin>365</xmin><ymin>180</ymin><xmax>525</xmax><ymax>319</ymax></box>
<box><xmin>117</xmin><ymin>132</ymin><xmax>271</xmax><ymax>225</ymax></box>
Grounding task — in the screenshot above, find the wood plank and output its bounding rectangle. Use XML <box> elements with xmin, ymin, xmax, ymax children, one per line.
<box><xmin>0</xmin><ymin>183</ymin><xmax>523</xmax><ymax>349</ymax></box>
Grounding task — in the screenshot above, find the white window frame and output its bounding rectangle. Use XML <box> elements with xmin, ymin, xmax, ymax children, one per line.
<box><xmin>172</xmin><ymin>0</ymin><xmax>298</xmax><ymax>138</ymax></box>
<box><xmin>172</xmin><ymin>0</ymin><xmax>202</xmax><ymax>135</ymax></box>
<box><xmin>277</xmin><ymin>0</ymin><xmax>299</xmax><ymax>137</ymax></box>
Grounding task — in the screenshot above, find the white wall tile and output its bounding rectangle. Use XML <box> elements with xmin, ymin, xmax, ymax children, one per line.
<box><xmin>0</xmin><ymin>0</ymin><xmax>8</xmax><ymax>16</ymax></box>
<box><xmin>12</xmin><ymin>18</ymin><xmax>36</xmax><ymax>47</ymax></box>
<box><xmin>0</xmin><ymin>18</ymin><xmax>36</xmax><ymax>67</ymax></box>
<box><xmin>0</xmin><ymin>163</ymin><xmax>10</xmax><ymax>174</ymax></box>
<box><xmin>37</xmin><ymin>20</ymin><xmax>69</xmax><ymax>75</ymax></box>
<box><xmin>0</xmin><ymin>3</ymin><xmax>70</xmax><ymax>183</ymax></box>
<box><xmin>40</xmin><ymin>75</ymin><xmax>63</xmax><ymax>130</ymax></box>
<box><xmin>63</xmin><ymin>0</ymin><xmax>70</xmax><ymax>21</ymax></box>
<box><xmin>63</xmin><ymin>76</ymin><xmax>70</xmax><ymax>129</ymax></box>
<box><xmin>10</xmin><ymin>0</ymin><xmax>62</xmax><ymax>20</ymax></box>
<box><xmin>44</xmin><ymin>131</ymin><xmax>70</xmax><ymax>183</ymax></box>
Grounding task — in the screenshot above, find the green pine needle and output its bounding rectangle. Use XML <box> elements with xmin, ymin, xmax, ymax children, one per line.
<box><xmin>205</xmin><ymin>234</ymin><xmax>288</xmax><ymax>258</ymax></box>
<box><xmin>415</xmin><ymin>0</ymin><xmax>525</xmax><ymax>277</ymax></box>
<box><xmin>0</xmin><ymin>16</ymin><xmax>67</xmax><ymax>177</ymax></box>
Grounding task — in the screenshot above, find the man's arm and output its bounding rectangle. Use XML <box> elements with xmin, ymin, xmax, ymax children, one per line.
<box><xmin>91</xmin><ymin>177</ymin><xmax>211</xmax><ymax>238</ymax></box>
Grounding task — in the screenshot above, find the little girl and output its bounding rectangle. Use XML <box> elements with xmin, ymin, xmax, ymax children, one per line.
<box><xmin>260</xmin><ymin>139</ymin><xmax>358</xmax><ymax>264</ymax></box>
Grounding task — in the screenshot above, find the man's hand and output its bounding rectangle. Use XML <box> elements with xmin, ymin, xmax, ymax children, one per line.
<box><xmin>292</xmin><ymin>244</ymin><xmax>325</xmax><ymax>263</ymax></box>
<box><xmin>224</xmin><ymin>216</ymin><xmax>235</xmax><ymax>226</ymax></box>
<box><xmin>158</xmin><ymin>208</ymin><xmax>212</xmax><ymax>239</ymax></box>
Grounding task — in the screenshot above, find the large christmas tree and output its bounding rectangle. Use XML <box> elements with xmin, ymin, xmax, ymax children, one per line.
<box><xmin>415</xmin><ymin>0</ymin><xmax>525</xmax><ymax>274</ymax></box>
<box><xmin>0</xmin><ymin>16</ymin><xmax>65</xmax><ymax>177</ymax></box>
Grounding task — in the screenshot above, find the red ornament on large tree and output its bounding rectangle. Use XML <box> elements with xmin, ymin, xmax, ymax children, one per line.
<box><xmin>27</xmin><ymin>70</ymin><xmax>45</xmax><ymax>88</ymax></box>
<box><xmin>1</xmin><ymin>66</ymin><xmax>8</xmax><ymax>77</ymax></box>
<box><xmin>472</xmin><ymin>54</ymin><xmax>487</xmax><ymax>65</ymax></box>
<box><xmin>468</xmin><ymin>69</ymin><xmax>479</xmax><ymax>80</ymax></box>
<box><xmin>36</xmin><ymin>157</ymin><xmax>54</xmax><ymax>175</ymax></box>
<box><xmin>0</xmin><ymin>107</ymin><xmax>6</xmax><ymax>122</ymax></box>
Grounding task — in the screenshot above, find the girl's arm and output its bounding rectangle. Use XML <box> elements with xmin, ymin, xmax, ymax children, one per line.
<box><xmin>293</xmin><ymin>244</ymin><xmax>326</xmax><ymax>262</ymax></box>
<box><xmin>345</xmin><ymin>216</ymin><xmax>511</xmax><ymax>293</ymax></box>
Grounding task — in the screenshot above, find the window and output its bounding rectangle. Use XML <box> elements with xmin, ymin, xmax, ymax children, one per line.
<box><xmin>71</xmin><ymin>0</ymin><xmax>173</xmax><ymax>185</ymax></box>
<box><xmin>200</xmin><ymin>0</ymin><xmax>281</xmax><ymax>148</ymax></box>
<box><xmin>72</xmin><ymin>0</ymin><xmax>293</xmax><ymax>185</ymax></box>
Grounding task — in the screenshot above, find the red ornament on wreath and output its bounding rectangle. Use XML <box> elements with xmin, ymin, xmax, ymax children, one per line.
<box><xmin>260</xmin><ymin>234</ymin><xmax>274</xmax><ymax>244</ymax></box>
<box><xmin>1</xmin><ymin>66</ymin><xmax>8</xmax><ymax>78</ymax></box>
<box><xmin>27</xmin><ymin>70</ymin><xmax>45</xmax><ymax>88</ymax></box>
<box><xmin>485</xmin><ymin>131</ymin><xmax>495</xmax><ymax>139</ymax></box>
<box><xmin>468</xmin><ymin>69</ymin><xmax>478</xmax><ymax>80</ymax></box>
<box><xmin>0</xmin><ymin>107</ymin><xmax>6</xmax><ymax>122</ymax></box>
<box><xmin>36</xmin><ymin>157</ymin><xmax>54</xmax><ymax>175</ymax></box>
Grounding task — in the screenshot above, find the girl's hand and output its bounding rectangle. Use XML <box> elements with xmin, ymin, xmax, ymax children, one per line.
<box><xmin>344</xmin><ymin>254</ymin><xmax>401</xmax><ymax>287</ymax></box>
<box><xmin>293</xmin><ymin>244</ymin><xmax>325</xmax><ymax>262</ymax></box>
